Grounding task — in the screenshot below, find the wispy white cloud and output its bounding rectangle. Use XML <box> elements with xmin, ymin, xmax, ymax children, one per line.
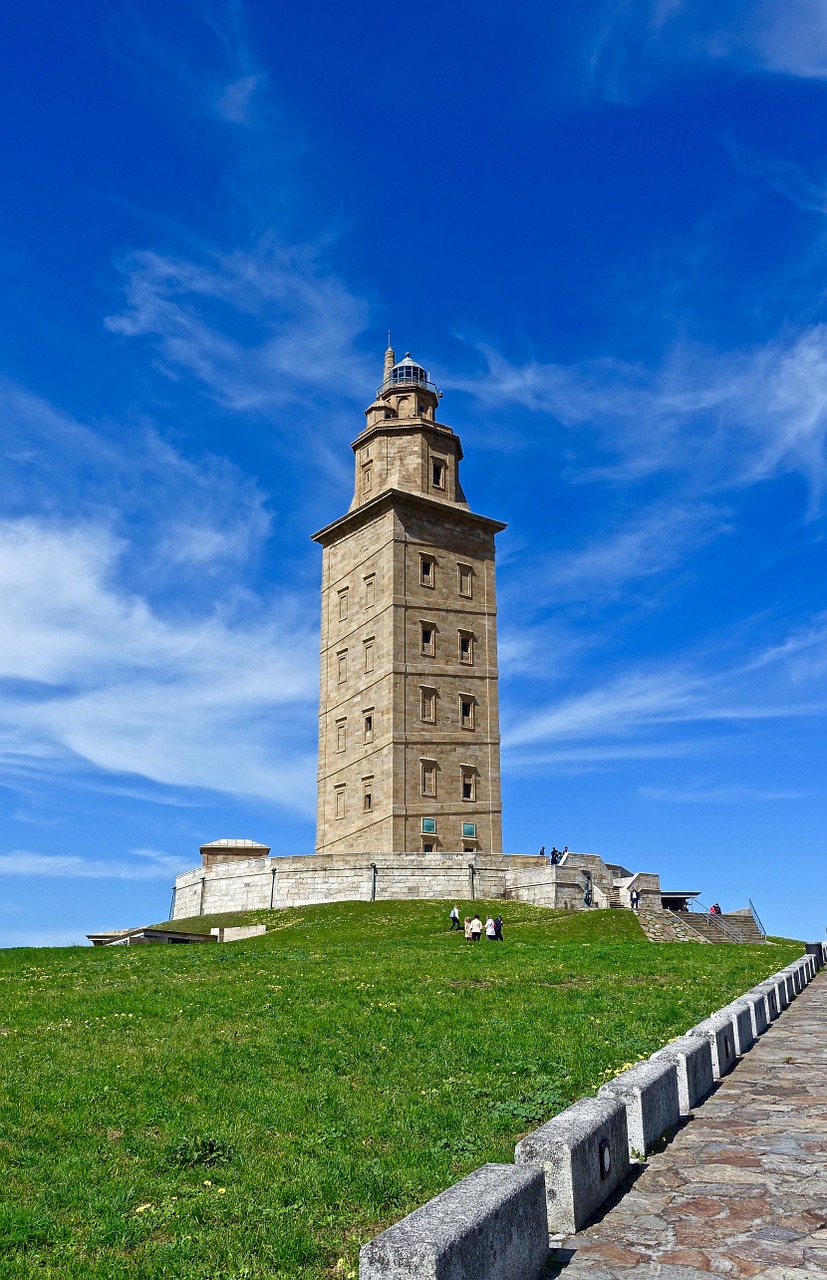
<box><xmin>573</xmin><ymin>0</ymin><xmax>827</xmax><ymax>102</ymax></box>
<box><xmin>0</xmin><ymin>848</ymin><xmax>188</xmax><ymax>881</ymax></box>
<box><xmin>0</xmin><ymin>518</ymin><xmax>318</xmax><ymax>810</ymax></box>
<box><xmin>455</xmin><ymin>327</ymin><xmax>827</xmax><ymax>507</ymax></box>
<box><xmin>638</xmin><ymin>782</ymin><xmax>810</xmax><ymax>803</ymax></box>
<box><xmin>105</xmin><ymin>241</ymin><xmax>370</xmax><ymax>413</ymax></box>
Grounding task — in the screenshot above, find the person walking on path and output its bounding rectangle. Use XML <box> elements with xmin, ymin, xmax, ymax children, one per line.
<box><xmin>470</xmin><ymin>914</ymin><xmax>482</xmax><ymax>942</ymax></box>
<box><xmin>485</xmin><ymin>915</ymin><xmax>496</xmax><ymax>941</ymax></box>
<box><xmin>494</xmin><ymin>914</ymin><xmax>504</xmax><ymax>941</ymax></box>
<box><xmin>449</xmin><ymin>905</ymin><xmax>461</xmax><ymax>931</ymax></box>
<box><xmin>464</xmin><ymin>916</ymin><xmax>473</xmax><ymax>941</ymax></box>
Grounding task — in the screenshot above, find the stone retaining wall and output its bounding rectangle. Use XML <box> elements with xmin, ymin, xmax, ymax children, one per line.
<box><xmin>172</xmin><ymin>850</ymin><xmax>663</xmax><ymax>919</ymax></box>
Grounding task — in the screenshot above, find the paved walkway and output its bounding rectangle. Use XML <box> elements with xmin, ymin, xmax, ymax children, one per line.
<box><xmin>551</xmin><ymin>974</ymin><xmax>827</xmax><ymax>1279</ymax></box>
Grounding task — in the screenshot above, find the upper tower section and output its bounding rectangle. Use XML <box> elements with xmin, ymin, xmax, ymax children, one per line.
<box><xmin>349</xmin><ymin>346</ymin><xmax>469</xmax><ymax>512</ymax></box>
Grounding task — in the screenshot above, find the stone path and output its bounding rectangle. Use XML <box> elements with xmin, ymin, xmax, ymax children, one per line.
<box><xmin>550</xmin><ymin>974</ymin><xmax>827</xmax><ymax>1278</ymax></box>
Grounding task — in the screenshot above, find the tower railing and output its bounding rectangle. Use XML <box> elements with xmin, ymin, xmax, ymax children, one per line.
<box><xmin>686</xmin><ymin>899</ymin><xmax>746</xmax><ymax>942</ymax></box>
<box><xmin>748</xmin><ymin>899</ymin><xmax>767</xmax><ymax>939</ymax></box>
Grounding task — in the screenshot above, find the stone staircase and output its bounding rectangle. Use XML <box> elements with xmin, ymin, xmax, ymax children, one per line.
<box><xmin>637</xmin><ymin>908</ymin><xmax>766</xmax><ymax>945</ymax></box>
<box><xmin>637</xmin><ymin>910</ymin><xmax>711</xmax><ymax>943</ymax></box>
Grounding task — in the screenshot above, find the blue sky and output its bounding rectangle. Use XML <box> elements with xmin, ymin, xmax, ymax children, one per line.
<box><xmin>1</xmin><ymin>0</ymin><xmax>826</xmax><ymax>945</ymax></box>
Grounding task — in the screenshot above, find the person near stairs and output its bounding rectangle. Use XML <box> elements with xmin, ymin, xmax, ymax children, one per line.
<box><xmin>630</xmin><ymin>888</ymin><xmax>640</xmax><ymax>911</ymax></box>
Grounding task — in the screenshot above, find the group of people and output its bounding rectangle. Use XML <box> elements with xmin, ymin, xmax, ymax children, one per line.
<box><xmin>449</xmin><ymin>906</ymin><xmax>503</xmax><ymax>941</ymax></box>
<box><xmin>539</xmin><ymin>845</ymin><xmax>568</xmax><ymax>864</ymax></box>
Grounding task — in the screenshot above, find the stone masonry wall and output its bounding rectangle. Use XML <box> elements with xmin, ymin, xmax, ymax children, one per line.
<box><xmin>171</xmin><ymin>850</ymin><xmax>652</xmax><ymax>919</ymax></box>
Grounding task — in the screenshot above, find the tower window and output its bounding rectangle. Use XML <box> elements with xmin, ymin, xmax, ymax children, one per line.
<box><xmin>364</xmin><ymin>638</ymin><xmax>375</xmax><ymax>673</ymax></box>
<box><xmin>461</xmin><ymin>769</ymin><xmax>476</xmax><ymax>801</ymax></box>
<box><xmin>362</xmin><ymin>465</ymin><xmax>372</xmax><ymax>492</ymax></box>
<box><xmin>363</xmin><ymin>710</ymin><xmax>374</xmax><ymax>743</ymax></box>
<box><xmin>364</xmin><ymin>575</ymin><xmax>375</xmax><ymax>609</ymax></box>
<box><xmin>459</xmin><ymin>631</ymin><xmax>473</xmax><ymax>665</ymax></box>
<box><xmin>336</xmin><ymin>719</ymin><xmax>347</xmax><ymax>752</ymax></box>
<box><xmin>335</xmin><ymin>785</ymin><xmax>346</xmax><ymax>819</ymax></box>
<box><xmin>458</xmin><ymin>565</ymin><xmax>473</xmax><ymax>598</ymax></box>
<box><xmin>363</xmin><ymin>777</ymin><xmax>374</xmax><ymax>813</ymax></box>
<box><xmin>460</xmin><ymin>697</ymin><xmax>475</xmax><ymax>730</ymax></box>
<box><xmin>338</xmin><ymin>588</ymin><xmax>349</xmax><ymax>621</ymax></box>
<box><xmin>421</xmin><ymin>760</ymin><xmax>437</xmax><ymax>797</ymax></box>
<box><xmin>421</xmin><ymin>624</ymin><xmax>436</xmax><ymax>657</ymax></box>
<box><xmin>420</xmin><ymin>687</ymin><xmax>436</xmax><ymax>723</ymax></box>
<box><xmin>420</xmin><ymin>556</ymin><xmax>434</xmax><ymax>588</ymax></box>
<box><xmin>432</xmin><ymin>459</ymin><xmax>446</xmax><ymax>489</ymax></box>
<box><xmin>337</xmin><ymin>650</ymin><xmax>348</xmax><ymax>683</ymax></box>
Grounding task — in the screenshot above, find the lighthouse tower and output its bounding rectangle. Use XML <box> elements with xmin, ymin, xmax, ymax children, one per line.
<box><xmin>312</xmin><ymin>347</ymin><xmax>506</xmax><ymax>856</ymax></box>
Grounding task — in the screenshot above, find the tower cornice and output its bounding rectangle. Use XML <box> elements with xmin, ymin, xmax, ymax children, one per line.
<box><xmin>311</xmin><ymin>487</ymin><xmax>507</xmax><ymax>547</ymax></box>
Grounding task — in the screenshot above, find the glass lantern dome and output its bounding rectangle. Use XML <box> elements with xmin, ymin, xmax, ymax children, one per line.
<box><xmin>379</xmin><ymin>353</ymin><xmax>440</xmax><ymax>397</ymax></box>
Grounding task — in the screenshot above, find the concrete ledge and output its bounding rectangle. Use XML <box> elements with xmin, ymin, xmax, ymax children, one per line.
<box><xmin>720</xmin><ymin>1002</ymin><xmax>754</xmax><ymax>1055</ymax></box>
<box><xmin>805</xmin><ymin>947</ymin><xmax>820</xmax><ymax>973</ymax></box>
<box><xmin>771</xmin><ymin>971</ymin><xmax>792</xmax><ymax>1009</ymax></box>
<box><xmin>651</xmin><ymin>1034</ymin><xmax>714</xmax><ymax>1115</ymax></box>
<box><xmin>733</xmin><ymin>991</ymin><xmax>768</xmax><ymax>1040</ymax></box>
<box><xmin>515</xmin><ymin>1097</ymin><xmax>629</xmax><ymax>1234</ymax></box>
<box><xmin>751</xmin><ymin>981</ymin><xmax>780</xmax><ymax>1021</ymax></box>
<box><xmin>784</xmin><ymin>964</ymin><xmax>804</xmax><ymax>995</ymax></box>
<box><xmin>358</xmin><ymin>1163</ymin><xmax>548</xmax><ymax>1280</ymax></box>
<box><xmin>598</xmin><ymin>1059</ymin><xmax>679</xmax><ymax>1158</ymax></box>
<box><xmin>688</xmin><ymin>1013</ymin><xmax>738</xmax><ymax>1079</ymax></box>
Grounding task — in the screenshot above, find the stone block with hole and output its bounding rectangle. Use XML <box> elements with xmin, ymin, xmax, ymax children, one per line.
<box><xmin>514</xmin><ymin>1096</ymin><xmax>629</xmax><ymax>1233</ymax></box>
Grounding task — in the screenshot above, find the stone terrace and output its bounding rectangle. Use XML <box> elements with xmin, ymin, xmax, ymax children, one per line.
<box><xmin>550</xmin><ymin>973</ymin><xmax>827</xmax><ymax>1278</ymax></box>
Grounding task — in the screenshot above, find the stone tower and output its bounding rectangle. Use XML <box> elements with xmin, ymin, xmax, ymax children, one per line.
<box><xmin>312</xmin><ymin>347</ymin><xmax>506</xmax><ymax>856</ymax></box>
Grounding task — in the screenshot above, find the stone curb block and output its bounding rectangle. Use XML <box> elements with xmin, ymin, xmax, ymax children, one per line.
<box><xmin>358</xmin><ymin>1163</ymin><xmax>548</xmax><ymax>1280</ymax></box>
<box><xmin>688</xmin><ymin>1013</ymin><xmax>738</xmax><ymax>1079</ymax></box>
<box><xmin>719</xmin><ymin>1002</ymin><xmax>754</xmax><ymax>1055</ymax></box>
<box><xmin>785</xmin><ymin>964</ymin><xmax>804</xmax><ymax>994</ymax></box>
<box><xmin>733</xmin><ymin>993</ymin><xmax>766</xmax><ymax>1042</ymax></box>
<box><xmin>777</xmin><ymin>970</ymin><xmax>796</xmax><ymax>1003</ymax></box>
<box><xmin>750</xmin><ymin>982</ymin><xmax>779</xmax><ymax>1021</ymax></box>
<box><xmin>771</xmin><ymin>971</ymin><xmax>792</xmax><ymax>1008</ymax></box>
<box><xmin>650</xmin><ymin>1034</ymin><xmax>714</xmax><ymax>1115</ymax></box>
<box><xmin>598</xmin><ymin>1059</ymin><xmax>679</xmax><ymax>1159</ymax></box>
<box><xmin>515</xmin><ymin>1097</ymin><xmax>629</xmax><ymax>1234</ymax></box>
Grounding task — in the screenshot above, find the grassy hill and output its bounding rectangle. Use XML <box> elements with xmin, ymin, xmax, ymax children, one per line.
<box><xmin>0</xmin><ymin>900</ymin><xmax>801</xmax><ymax>1280</ymax></box>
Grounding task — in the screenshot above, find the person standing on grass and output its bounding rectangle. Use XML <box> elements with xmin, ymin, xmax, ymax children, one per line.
<box><xmin>494</xmin><ymin>914</ymin><xmax>504</xmax><ymax>941</ymax></box>
<box><xmin>464</xmin><ymin>916</ymin><xmax>473</xmax><ymax>941</ymax></box>
<box><xmin>449</xmin><ymin>905</ymin><xmax>461</xmax><ymax>931</ymax></box>
<box><xmin>470</xmin><ymin>914</ymin><xmax>482</xmax><ymax>942</ymax></box>
<box><xmin>485</xmin><ymin>915</ymin><xmax>496</xmax><ymax>941</ymax></box>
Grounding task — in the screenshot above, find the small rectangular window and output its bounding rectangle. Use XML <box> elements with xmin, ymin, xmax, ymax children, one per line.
<box><xmin>421</xmin><ymin>761</ymin><xmax>436</xmax><ymax>797</ymax></box>
<box><xmin>337</xmin><ymin>650</ymin><xmax>348</xmax><ymax>683</ymax></box>
<box><xmin>432</xmin><ymin>459</ymin><xmax>445</xmax><ymax>489</ymax></box>
<box><xmin>461</xmin><ymin>770</ymin><xmax>476</xmax><ymax>801</ymax></box>
<box><xmin>422</xmin><ymin>842</ymin><xmax>434</xmax><ymax>853</ymax></box>
<box><xmin>421</xmin><ymin>624</ymin><xmax>435</xmax><ymax>657</ymax></box>
<box><xmin>363</xmin><ymin>465</ymin><xmax>372</xmax><ymax>492</ymax></box>
<box><xmin>420</xmin><ymin>687</ymin><xmax>436</xmax><ymax>723</ymax></box>
<box><xmin>364</xmin><ymin>638</ymin><xmax>375</xmax><ymax>673</ymax></box>
<box><xmin>459</xmin><ymin>632</ymin><xmax>473</xmax><ymax>665</ymax></box>
<box><xmin>335</xmin><ymin>786</ymin><xmax>346</xmax><ymax>819</ymax></box>
<box><xmin>420</xmin><ymin>556</ymin><xmax>434</xmax><ymax>588</ymax></box>
<box><xmin>336</xmin><ymin>719</ymin><xmax>347</xmax><ymax>752</ymax></box>
<box><xmin>421</xmin><ymin>817</ymin><xmax>437</xmax><ymax>835</ymax></box>
<box><xmin>363</xmin><ymin>778</ymin><xmax>373</xmax><ymax>813</ymax></box>
<box><xmin>460</xmin><ymin>698</ymin><xmax>475</xmax><ymax>730</ymax></box>
<box><xmin>364</xmin><ymin>575</ymin><xmax>375</xmax><ymax>609</ymax></box>
<box><xmin>363</xmin><ymin>711</ymin><xmax>374</xmax><ymax>743</ymax></box>
<box><xmin>458</xmin><ymin>565</ymin><xmax>473</xmax><ymax>598</ymax></box>
<box><xmin>462</xmin><ymin>821</ymin><xmax>477</xmax><ymax>838</ymax></box>
<box><xmin>338</xmin><ymin>588</ymin><xmax>349</xmax><ymax>621</ymax></box>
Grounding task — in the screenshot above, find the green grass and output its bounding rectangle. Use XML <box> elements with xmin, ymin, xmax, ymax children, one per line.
<box><xmin>0</xmin><ymin>900</ymin><xmax>801</xmax><ymax>1279</ymax></box>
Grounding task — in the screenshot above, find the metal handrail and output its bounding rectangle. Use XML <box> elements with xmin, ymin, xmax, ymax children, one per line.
<box><xmin>748</xmin><ymin>899</ymin><xmax>767</xmax><ymax>939</ymax></box>
<box><xmin>687</xmin><ymin>900</ymin><xmax>745</xmax><ymax>942</ymax></box>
